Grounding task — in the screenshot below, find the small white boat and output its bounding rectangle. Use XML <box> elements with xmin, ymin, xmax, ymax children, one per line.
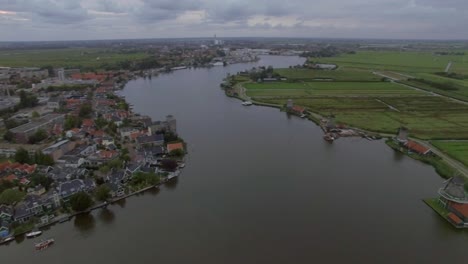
<box><xmin>179</xmin><ymin>163</ymin><xmax>185</xmax><ymax>168</ymax></box>
<box><xmin>300</xmin><ymin>114</ymin><xmax>306</xmax><ymax>118</ymax></box>
<box><xmin>242</xmin><ymin>101</ymin><xmax>253</xmax><ymax>106</ymax></box>
<box><xmin>26</xmin><ymin>231</ymin><xmax>42</xmax><ymax>238</ymax></box>
<box><xmin>35</xmin><ymin>238</ymin><xmax>54</xmax><ymax>250</ymax></box>
<box><xmin>0</xmin><ymin>236</ymin><xmax>14</xmax><ymax>244</ymax></box>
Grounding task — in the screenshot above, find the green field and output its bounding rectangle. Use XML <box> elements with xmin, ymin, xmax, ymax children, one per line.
<box><xmin>317</xmin><ymin>51</ymin><xmax>468</xmax><ymax>74</ymax></box>
<box><xmin>0</xmin><ymin>48</ymin><xmax>150</xmax><ymax>69</ymax></box>
<box><xmin>249</xmin><ymin>92</ymin><xmax>468</xmax><ymax>139</ymax></box>
<box><xmin>431</xmin><ymin>141</ymin><xmax>468</xmax><ymax>167</ymax></box>
<box><xmin>397</xmin><ymin>72</ymin><xmax>468</xmax><ymax>101</ymax></box>
<box><xmin>274</xmin><ymin>68</ymin><xmax>381</xmax><ymax>81</ymax></box>
<box><xmin>245</xmin><ymin>81</ymin><xmax>425</xmax><ymax>97</ymax></box>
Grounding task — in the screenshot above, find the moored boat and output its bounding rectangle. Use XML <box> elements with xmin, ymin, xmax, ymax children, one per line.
<box><xmin>26</xmin><ymin>230</ymin><xmax>42</xmax><ymax>238</ymax></box>
<box><xmin>323</xmin><ymin>133</ymin><xmax>335</xmax><ymax>143</ymax></box>
<box><xmin>35</xmin><ymin>238</ymin><xmax>54</xmax><ymax>250</ymax></box>
<box><xmin>0</xmin><ymin>236</ymin><xmax>14</xmax><ymax>244</ymax></box>
<box><xmin>242</xmin><ymin>101</ymin><xmax>253</xmax><ymax>106</ymax></box>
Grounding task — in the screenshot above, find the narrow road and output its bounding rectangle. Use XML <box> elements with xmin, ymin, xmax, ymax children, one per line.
<box><xmin>412</xmin><ymin>139</ymin><xmax>468</xmax><ymax>177</ymax></box>
<box><xmin>373</xmin><ymin>71</ymin><xmax>468</xmax><ymax>106</ymax></box>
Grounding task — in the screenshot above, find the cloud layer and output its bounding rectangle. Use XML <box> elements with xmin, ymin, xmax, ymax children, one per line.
<box><xmin>0</xmin><ymin>0</ymin><xmax>467</xmax><ymax>41</ymax></box>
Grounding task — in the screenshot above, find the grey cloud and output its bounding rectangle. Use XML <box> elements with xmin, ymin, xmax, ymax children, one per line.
<box><xmin>0</xmin><ymin>0</ymin><xmax>90</xmax><ymax>23</ymax></box>
<box><xmin>1</xmin><ymin>0</ymin><xmax>468</xmax><ymax>40</ymax></box>
<box><xmin>133</xmin><ymin>0</ymin><xmax>202</xmax><ymax>22</ymax></box>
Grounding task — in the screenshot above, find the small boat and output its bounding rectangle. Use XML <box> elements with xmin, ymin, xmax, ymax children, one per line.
<box><xmin>179</xmin><ymin>163</ymin><xmax>185</xmax><ymax>168</ymax></box>
<box><xmin>242</xmin><ymin>101</ymin><xmax>253</xmax><ymax>106</ymax></box>
<box><xmin>26</xmin><ymin>231</ymin><xmax>42</xmax><ymax>238</ymax></box>
<box><xmin>59</xmin><ymin>216</ymin><xmax>70</xmax><ymax>223</ymax></box>
<box><xmin>35</xmin><ymin>238</ymin><xmax>54</xmax><ymax>250</ymax></box>
<box><xmin>300</xmin><ymin>114</ymin><xmax>306</xmax><ymax>118</ymax></box>
<box><xmin>0</xmin><ymin>236</ymin><xmax>14</xmax><ymax>244</ymax></box>
<box><xmin>323</xmin><ymin>134</ymin><xmax>335</xmax><ymax>143</ymax></box>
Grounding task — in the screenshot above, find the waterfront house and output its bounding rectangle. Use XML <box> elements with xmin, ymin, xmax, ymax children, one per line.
<box><xmin>148</xmin><ymin>115</ymin><xmax>177</xmax><ymax>135</ymax></box>
<box><xmin>125</xmin><ymin>163</ymin><xmax>142</xmax><ymax>175</ymax></box>
<box><xmin>23</xmin><ymin>194</ymin><xmax>44</xmax><ymax>215</ymax></box>
<box><xmin>0</xmin><ymin>205</ymin><xmax>13</xmax><ymax>222</ymax></box>
<box><xmin>404</xmin><ymin>140</ymin><xmax>432</xmax><ymax>155</ymax></box>
<box><xmin>136</xmin><ymin>134</ymin><xmax>164</xmax><ymax>147</ymax></box>
<box><xmin>107</xmin><ymin>171</ymin><xmax>127</xmax><ymax>185</ymax></box>
<box><xmin>43</xmin><ymin>191</ymin><xmax>61</xmax><ymax>210</ymax></box>
<box><xmin>438</xmin><ymin>177</ymin><xmax>468</xmax><ymax>227</ymax></box>
<box><xmin>13</xmin><ymin>204</ymin><xmax>34</xmax><ymax>223</ymax></box>
<box><xmin>167</xmin><ymin>142</ymin><xmax>184</xmax><ymax>153</ymax></box>
<box><xmin>105</xmin><ymin>182</ymin><xmax>125</xmax><ymax>198</ymax></box>
<box><xmin>0</xmin><ymin>220</ymin><xmax>9</xmax><ymax>238</ymax></box>
<box><xmin>58</xmin><ymin>179</ymin><xmax>86</xmax><ymax>200</ymax></box>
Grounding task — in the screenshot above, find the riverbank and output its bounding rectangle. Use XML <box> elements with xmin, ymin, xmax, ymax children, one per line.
<box><xmin>221</xmin><ymin>67</ymin><xmax>468</xmax><ymax>180</ymax></box>
<box><xmin>6</xmin><ymin>174</ymin><xmax>182</xmax><ymax>241</ymax></box>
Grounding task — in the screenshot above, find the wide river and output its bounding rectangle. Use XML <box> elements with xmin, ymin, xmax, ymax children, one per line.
<box><xmin>2</xmin><ymin>56</ymin><xmax>468</xmax><ymax>263</ymax></box>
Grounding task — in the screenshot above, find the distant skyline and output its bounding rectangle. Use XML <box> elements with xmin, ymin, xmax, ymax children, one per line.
<box><xmin>0</xmin><ymin>0</ymin><xmax>467</xmax><ymax>41</ymax></box>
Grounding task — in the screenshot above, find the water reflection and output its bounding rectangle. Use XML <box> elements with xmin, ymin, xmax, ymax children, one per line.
<box><xmin>147</xmin><ymin>187</ymin><xmax>160</xmax><ymax>196</ymax></box>
<box><xmin>74</xmin><ymin>213</ymin><xmax>96</xmax><ymax>234</ymax></box>
<box><xmin>15</xmin><ymin>235</ymin><xmax>25</xmax><ymax>244</ymax></box>
<box><xmin>98</xmin><ymin>208</ymin><xmax>115</xmax><ymax>224</ymax></box>
<box><xmin>164</xmin><ymin>177</ymin><xmax>179</xmax><ymax>190</ymax></box>
<box><xmin>392</xmin><ymin>150</ymin><xmax>405</xmax><ymax>162</ymax></box>
<box><xmin>114</xmin><ymin>198</ymin><xmax>126</xmax><ymax>208</ymax></box>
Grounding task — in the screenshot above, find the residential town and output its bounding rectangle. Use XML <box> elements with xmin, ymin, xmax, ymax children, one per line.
<box><xmin>0</xmin><ymin>66</ymin><xmax>187</xmax><ymax>242</ymax></box>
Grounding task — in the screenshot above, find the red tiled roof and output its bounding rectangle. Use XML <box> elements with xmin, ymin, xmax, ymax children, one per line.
<box><xmin>130</xmin><ymin>131</ymin><xmax>143</xmax><ymax>140</ymax></box>
<box><xmin>90</xmin><ymin>130</ymin><xmax>105</xmax><ymax>137</ymax></box>
<box><xmin>71</xmin><ymin>73</ymin><xmax>108</xmax><ymax>82</ymax></box>
<box><xmin>292</xmin><ymin>105</ymin><xmax>305</xmax><ymax>113</ymax></box>
<box><xmin>448</xmin><ymin>212</ymin><xmax>463</xmax><ymax>225</ymax></box>
<box><xmin>98</xmin><ymin>150</ymin><xmax>118</xmax><ymax>159</ymax></box>
<box><xmin>405</xmin><ymin>140</ymin><xmax>431</xmax><ymax>155</ymax></box>
<box><xmin>20</xmin><ymin>178</ymin><xmax>30</xmax><ymax>185</ymax></box>
<box><xmin>4</xmin><ymin>174</ymin><xmax>18</xmax><ymax>182</ymax></box>
<box><xmin>0</xmin><ymin>161</ymin><xmax>12</xmax><ymax>171</ymax></box>
<box><xmin>167</xmin><ymin>142</ymin><xmax>184</xmax><ymax>152</ymax></box>
<box><xmin>82</xmin><ymin>119</ymin><xmax>94</xmax><ymax>127</ymax></box>
<box><xmin>450</xmin><ymin>202</ymin><xmax>468</xmax><ymax>219</ymax></box>
<box><xmin>9</xmin><ymin>163</ymin><xmax>22</xmax><ymax>170</ymax></box>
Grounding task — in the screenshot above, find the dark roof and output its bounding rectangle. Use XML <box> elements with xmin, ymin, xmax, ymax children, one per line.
<box><xmin>136</xmin><ymin>134</ymin><xmax>164</xmax><ymax>144</ymax></box>
<box><xmin>83</xmin><ymin>178</ymin><xmax>96</xmax><ymax>190</ymax></box>
<box><xmin>452</xmin><ymin>176</ymin><xmax>465</xmax><ymax>185</ymax></box>
<box><xmin>143</xmin><ymin>146</ymin><xmax>164</xmax><ymax>156</ymax></box>
<box><xmin>13</xmin><ymin>204</ymin><xmax>33</xmax><ymax>220</ymax></box>
<box><xmin>126</xmin><ymin>163</ymin><xmax>141</xmax><ymax>172</ymax></box>
<box><xmin>445</xmin><ymin>177</ymin><xmax>466</xmax><ymax>199</ymax></box>
<box><xmin>0</xmin><ymin>205</ymin><xmax>13</xmax><ymax>216</ymax></box>
<box><xmin>58</xmin><ymin>179</ymin><xmax>85</xmax><ymax>197</ymax></box>
<box><xmin>0</xmin><ymin>220</ymin><xmax>8</xmax><ymax>229</ymax></box>
<box><xmin>107</xmin><ymin>171</ymin><xmax>125</xmax><ymax>184</ymax></box>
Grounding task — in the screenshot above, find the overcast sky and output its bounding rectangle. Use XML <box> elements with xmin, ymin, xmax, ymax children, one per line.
<box><xmin>0</xmin><ymin>0</ymin><xmax>467</xmax><ymax>41</ymax></box>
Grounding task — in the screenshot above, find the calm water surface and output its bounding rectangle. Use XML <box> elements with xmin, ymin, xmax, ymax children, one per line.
<box><xmin>2</xmin><ymin>56</ymin><xmax>468</xmax><ymax>263</ymax></box>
